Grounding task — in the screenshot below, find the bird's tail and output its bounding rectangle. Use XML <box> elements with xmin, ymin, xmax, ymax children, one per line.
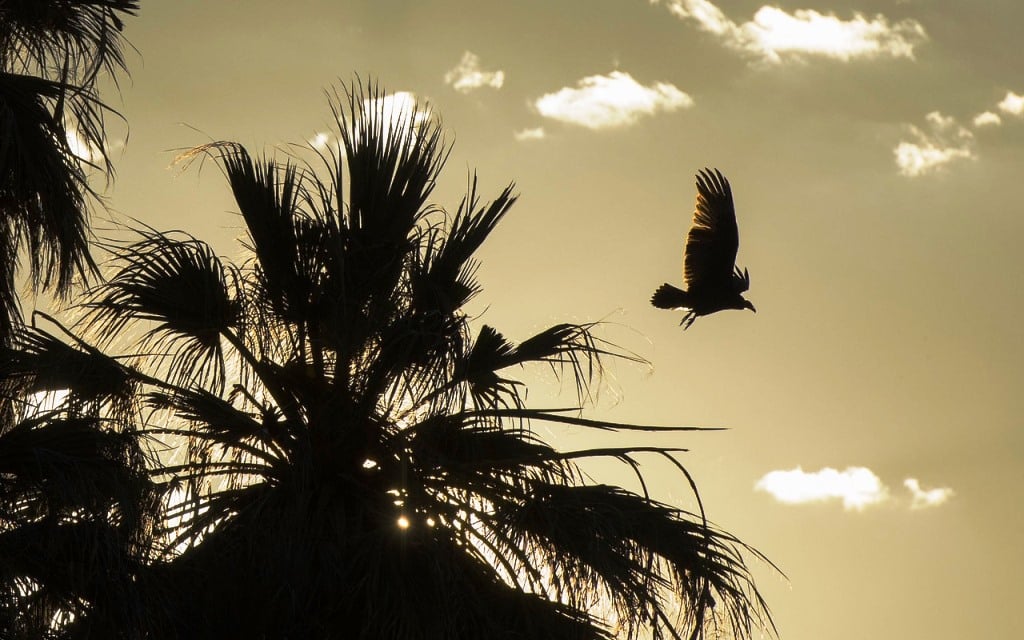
<box><xmin>650</xmin><ymin>283</ymin><xmax>690</xmax><ymax>309</ymax></box>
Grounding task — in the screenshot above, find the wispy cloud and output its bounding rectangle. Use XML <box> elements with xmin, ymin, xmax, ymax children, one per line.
<box><xmin>654</xmin><ymin>0</ymin><xmax>927</xmax><ymax>63</ymax></box>
<box><xmin>66</xmin><ymin>128</ymin><xmax>105</xmax><ymax>164</ymax></box>
<box><xmin>444</xmin><ymin>51</ymin><xmax>505</xmax><ymax>93</ymax></box>
<box><xmin>894</xmin><ymin>111</ymin><xmax>975</xmax><ymax>177</ymax></box>
<box><xmin>514</xmin><ymin>126</ymin><xmax>546</xmax><ymax>141</ymax></box>
<box><xmin>904</xmin><ymin>478</ymin><xmax>954</xmax><ymax>510</ymax></box>
<box><xmin>532</xmin><ymin>71</ymin><xmax>693</xmax><ymax>130</ymax></box>
<box><xmin>756</xmin><ymin>466</ymin><xmax>955</xmax><ymax>511</ymax></box>
<box><xmin>755</xmin><ymin>466</ymin><xmax>890</xmax><ymax>511</ymax></box>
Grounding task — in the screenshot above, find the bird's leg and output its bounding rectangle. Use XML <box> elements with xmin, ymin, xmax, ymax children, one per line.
<box><xmin>680</xmin><ymin>311</ymin><xmax>696</xmax><ymax>330</ymax></box>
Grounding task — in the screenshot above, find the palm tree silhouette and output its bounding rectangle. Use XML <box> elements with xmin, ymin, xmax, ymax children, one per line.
<box><xmin>0</xmin><ymin>85</ymin><xmax>773</xmax><ymax>639</ymax></box>
<box><xmin>0</xmin><ymin>0</ymin><xmax>137</xmax><ymax>341</ymax></box>
<box><xmin>651</xmin><ymin>168</ymin><xmax>755</xmax><ymax>329</ymax></box>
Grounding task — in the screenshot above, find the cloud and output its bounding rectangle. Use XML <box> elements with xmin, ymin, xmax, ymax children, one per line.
<box><xmin>755</xmin><ymin>466</ymin><xmax>890</xmax><ymax>511</ymax></box>
<box><xmin>756</xmin><ymin>466</ymin><xmax>955</xmax><ymax>511</ymax></box>
<box><xmin>533</xmin><ymin>71</ymin><xmax>693</xmax><ymax>130</ymax></box>
<box><xmin>359</xmin><ymin>91</ymin><xmax>431</xmax><ymax>147</ymax></box>
<box><xmin>514</xmin><ymin>126</ymin><xmax>546</xmax><ymax>141</ymax></box>
<box><xmin>972</xmin><ymin>111</ymin><xmax>1002</xmax><ymax>127</ymax></box>
<box><xmin>655</xmin><ymin>1</ymin><xmax>927</xmax><ymax>63</ymax></box>
<box><xmin>997</xmin><ymin>91</ymin><xmax>1024</xmax><ymax>116</ymax></box>
<box><xmin>904</xmin><ymin>478</ymin><xmax>954</xmax><ymax>510</ymax></box>
<box><xmin>894</xmin><ymin>111</ymin><xmax>975</xmax><ymax>177</ymax></box>
<box><xmin>66</xmin><ymin>128</ymin><xmax>104</xmax><ymax>164</ymax></box>
<box><xmin>444</xmin><ymin>51</ymin><xmax>505</xmax><ymax>93</ymax></box>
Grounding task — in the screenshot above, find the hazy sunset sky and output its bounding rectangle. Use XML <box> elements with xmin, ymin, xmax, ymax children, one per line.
<box><xmin>87</xmin><ymin>1</ymin><xmax>1022</xmax><ymax>637</ymax></box>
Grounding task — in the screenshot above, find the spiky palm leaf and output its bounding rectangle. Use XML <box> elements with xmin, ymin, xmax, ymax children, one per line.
<box><xmin>2</xmin><ymin>82</ymin><xmax>774</xmax><ymax>639</ymax></box>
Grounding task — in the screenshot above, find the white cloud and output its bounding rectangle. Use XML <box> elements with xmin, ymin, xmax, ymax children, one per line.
<box><xmin>533</xmin><ymin>71</ymin><xmax>693</xmax><ymax>130</ymax></box>
<box><xmin>755</xmin><ymin>466</ymin><xmax>889</xmax><ymax>511</ymax></box>
<box><xmin>655</xmin><ymin>1</ymin><xmax>927</xmax><ymax>63</ymax></box>
<box><xmin>894</xmin><ymin>111</ymin><xmax>975</xmax><ymax>177</ymax></box>
<box><xmin>973</xmin><ymin>111</ymin><xmax>1002</xmax><ymax>127</ymax></box>
<box><xmin>444</xmin><ymin>51</ymin><xmax>505</xmax><ymax>93</ymax></box>
<box><xmin>514</xmin><ymin>127</ymin><xmax>546</xmax><ymax>141</ymax></box>
<box><xmin>904</xmin><ymin>478</ymin><xmax>954</xmax><ymax>510</ymax></box>
<box><xmin>66</xmin><ymin>128</ymin><xmax>104</xmax><ymax>164</ymax></box>
<box><xmin>360</xmin><ymin>91</ymin><xmax>431</xmax><ymax>147</ymax></box>
<box><xmin>756</xmin><ymin>466</ymin><xmax>955</xmax><ymax>511</ymax></box>
<box><xmin>997</xmin><ymin>91</ymin><xmax>1024</xmax><ymax>116</ymax></box>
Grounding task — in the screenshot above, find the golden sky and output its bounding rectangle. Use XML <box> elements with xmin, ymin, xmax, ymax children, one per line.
<box><xmin>94</xmin><ymin>1</ymin><xmax>1023</xmax><ymax>637</ymax></box>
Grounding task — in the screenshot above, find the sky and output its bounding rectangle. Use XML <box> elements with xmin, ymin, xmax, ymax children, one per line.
<box><xmin>83</xmin><ymin>1</ymin><xmax>1024</xmax><ymax>637</ymax></box>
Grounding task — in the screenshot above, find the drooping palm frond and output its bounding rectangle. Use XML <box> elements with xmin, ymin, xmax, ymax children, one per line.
<box><xmin>0</xmin><ymin>318</ymin><xmax>135</xmax><ymax>418</ymax></box>
<box><xmin>0</xmin><ymin>0</ymin><xmax>138</xmax><ymax>84</ymax></box>
<box><xmin>0</xmin><ymin>72</ymin><xmax>105</xmax><ymax>315</ymax></box>
<box><xmin>0</xmin><ymin>0</ymin><xmax>134</xmax><ymax>345</ymax></box>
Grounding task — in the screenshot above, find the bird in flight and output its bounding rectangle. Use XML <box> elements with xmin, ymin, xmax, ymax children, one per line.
<box><xmin>651</xmin><ymin>168</ymin><xmax>755</xmax><ymax>329</ymax></box>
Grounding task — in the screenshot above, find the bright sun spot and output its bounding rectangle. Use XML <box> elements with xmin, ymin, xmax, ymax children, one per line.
<box><xmin>397</xmin><ymin>516</ymin><xmax>410</xmax><ymax>529</ymax></box>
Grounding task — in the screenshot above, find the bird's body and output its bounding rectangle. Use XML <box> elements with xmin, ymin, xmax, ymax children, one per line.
<box><xmin>651</xmin><ymin>168</ymin><xmax>754</xmax><ymax>329</ymax></box>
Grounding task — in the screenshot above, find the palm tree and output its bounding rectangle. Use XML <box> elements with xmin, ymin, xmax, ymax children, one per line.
<box><xmin>1</xmin><ymin>83</ymin><xmax>774</xmax><ymax>639</ymax></box>
<box><xmin>0</xmin><ymin>0</ymin><xmax>138</xmax><ymax>341</ymax></box>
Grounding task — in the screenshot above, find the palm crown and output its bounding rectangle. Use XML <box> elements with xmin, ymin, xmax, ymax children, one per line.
<box><xmin>0</xmin><ymin>84</ymin><xmax>773</xmax><ymax>639</ymax></box>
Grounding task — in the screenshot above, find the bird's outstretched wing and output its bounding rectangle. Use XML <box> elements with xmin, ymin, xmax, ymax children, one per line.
<box><xmin>683</xmin><ymin>168</ymin><xmax>740</xmax><ymax>291</ymax></box>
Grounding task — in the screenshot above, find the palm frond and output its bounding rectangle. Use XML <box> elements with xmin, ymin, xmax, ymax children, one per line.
<box><xmin>82</xmin><ymin>225</ymin><xmax>241</xmax><ymax>392</ymax></box>
<box><xmin>333</xmin><ymin>81</ymin><xmax>448</xmax><ymax>241</ymax></box>
<box><xmin>0</xmin><ymin>71</ymin><xmax>103</xmax><ymax>305</ymax></box>
<box><xmin>495</xmin><ymin>483</ymin><xmax>771</xmax><ymax>640</ymax></box>
<box><xmin>0</xmin><ymin>414</ymin><xmax>151</xmax><ymax>523</ymax></box>
<box><xmin>0</xmin><ymin>0</ymin><xmax>138</xmax><ymax>84</ymax></box>
<box><xmin>0</xmin><ymin>321</ymin><xmax>135</xmax><ymax>416</ymax></box>
<box><xmin>451</xmin><ymin>322</ymin><xmax>646</xmax><ymax>410</ymax></box>
<box><xmin>416</xmin><ymin>177</ymin><xmax>517</xmax><ymax>314</ymax></box>
<box><xmin>0</xmin><ymin>80</ymin><xmax>776</xmax><ymax>639</ymax></box>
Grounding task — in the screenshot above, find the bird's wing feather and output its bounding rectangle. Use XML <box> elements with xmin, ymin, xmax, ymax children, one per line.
<box><xmin>683</xmin><ymin>168</ymin><xmax>739</xmax><ymax>291</ymax></box>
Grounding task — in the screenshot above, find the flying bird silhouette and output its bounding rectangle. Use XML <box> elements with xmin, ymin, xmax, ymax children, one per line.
<box><xmin>651</xmin><ymin>168</ymin><xmax>755</xmax><ymax>329</ymax></box>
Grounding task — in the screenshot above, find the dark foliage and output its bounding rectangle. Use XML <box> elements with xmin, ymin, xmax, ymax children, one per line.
<box><xmin>0</xmin><ymin>84</ymin><xmax>775</xmax><ymax>639</ymax></box>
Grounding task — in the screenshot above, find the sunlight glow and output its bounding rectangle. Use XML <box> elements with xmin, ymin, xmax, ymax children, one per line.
<box><xmin>397</xmin><ymin>516</ymin><xmax>410</xmax><ymax>529</ymax></box>
<box><xmin>24</xmin><ymin>389</ymin><xmax>69</xmax><ymax>418</ymax></box>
